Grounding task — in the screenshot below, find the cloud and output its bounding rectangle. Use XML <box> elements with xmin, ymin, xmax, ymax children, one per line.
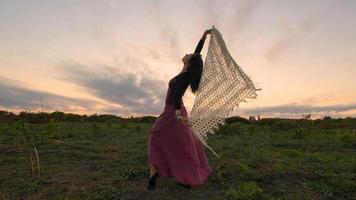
<box><xmin>56</xmin><ymin>60</ymin><xmax>167</xmax><ymax>115</ymax></box>
<box><xmin>199</xmin><ymin>0</ymin><xmax>260</xmax><ymax>44</ymax></box>
<box><xmin>0</xmin><ymin>77</ymin><xmax>99</xmax><ymax>113</ymax></box>
<box><xmin>227</xmin><ymin>0</ymin><xmax>260</xmax><ymax>42</ymax></box>
<box><xmin>238</xmin><ymin>103</ymin><xmax>356</xmax><ymax>118</ymax></box>
<box><xmin>142</xmin><ymin>0</ymin><xmax>182</xmax><ymax>57</ymax></box>
<box><xmin>264</xmin><ymin>16</ymin><xmax>316</xmax><ymax>63</ymax></box>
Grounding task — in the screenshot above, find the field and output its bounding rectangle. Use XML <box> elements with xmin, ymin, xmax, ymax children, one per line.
<box><xmin>0</xmin><ymin>114</ymin><xmax>355</xmax><ymax>200</ymax></box>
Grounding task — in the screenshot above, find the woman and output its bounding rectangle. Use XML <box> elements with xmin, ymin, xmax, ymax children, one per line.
<box><xmin>147</xmin><ymin>29</ymin><xmax>212</xmax><ymax>190</ymax></box>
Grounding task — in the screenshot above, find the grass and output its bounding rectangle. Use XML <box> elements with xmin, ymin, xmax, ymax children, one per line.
<box><xmin>0</xmin><ymin>118</ymin><xmax>355</xmax><ymax>199</ymax></box>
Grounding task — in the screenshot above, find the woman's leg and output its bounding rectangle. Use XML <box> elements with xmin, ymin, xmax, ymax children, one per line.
<box><xmin>148</xmin><ymin>161</ymin><xmax>159</xmax><ymax>177</ymax></box>
<box><xmin>148</xmin><ymin>134</ymin><xmax>159</xmax><ymax>177</ymax></box>
<box><xmin>147</xmin><ymin>161</ymin><xmax>159</xmax><ymax>190</ymax></box>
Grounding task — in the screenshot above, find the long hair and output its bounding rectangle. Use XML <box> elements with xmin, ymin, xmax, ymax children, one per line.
<box><xmin>187</xmin><ymin>54</ymin><xmax>203</xmax><ymax>94</ymax></box>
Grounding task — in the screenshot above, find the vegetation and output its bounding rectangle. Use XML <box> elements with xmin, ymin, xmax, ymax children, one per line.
<box><xmin>0</xmin><ymin>111</ymin><xmax>355</xmax><ymax>199</ymax></box>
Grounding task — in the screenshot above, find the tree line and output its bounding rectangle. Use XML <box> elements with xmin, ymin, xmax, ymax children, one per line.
<box><xmin>0</xmin><ymin>110</ymin><xmax>157</xmax><ymax>124</ymax></box>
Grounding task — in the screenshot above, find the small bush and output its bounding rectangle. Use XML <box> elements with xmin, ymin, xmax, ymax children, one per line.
<box><xmin>44</xmin><ymin>119</ymin><xmax>60</xmax><ymax>139</ymax></box>
<box><xmin>337</xmin><ymin>132</ymin><xmax>354</xmax><ymax>147</ymax></box>
<box><xmin>91</xmin><ymin>123</ymin><xmax>100</xmax><ymax>136</ymax></box>
<box><xmin>293</xmin><ymin>127</ymin><xmax>308</xmax><ymax>139</ymax></box>
<box><xmin>225</xmin><ymin>182</ymin><xmax>263</xmax><ymax>200</ymax></box>
<box><xmin>225</xmin><ymin>188</ymin><xmax>239</xmax><ymax>200</ymax></box>
<box><xmin>218</xmin><ymin>123</ymin><xmax>248</xmax><ymax>135</ymax></box>
<box><xmin>226</xmin><ymin>116</ymin><xmax>250</xmax><ymax>124</ymax></box>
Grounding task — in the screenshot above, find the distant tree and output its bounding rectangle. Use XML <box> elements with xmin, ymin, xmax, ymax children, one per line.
<box><xmin>323</xmin><ymin>116</ymin><xmax>332</xmax><ymax>120</ymax></box>
<box><xmin>0</xmin><ymin>111</ymin><xmax>18</xmax><ymax>122</ymax></box>
<box><xmin>225</xmin><ymin>116</ymin><xmax>249</xmax><ymax>124</ymax></box>
<box><xmin>139</xmin><ymin>116</ymin><xmax>157</xmax><ymax>123</ymax></box>
<box><xmin>50</xmin><ymin>111</ymin><xmax>66</xmax><ymax>121</ymax></box>
<box><xmin>302</xmin><ymin>114</ymin><xmax>311</xmax><ymax>120</ymax></box>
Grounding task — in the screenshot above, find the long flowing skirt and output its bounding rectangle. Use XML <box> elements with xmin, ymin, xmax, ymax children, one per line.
<box><xmin>148</xmin><ymin>103</ymin><xmax>212</xmax><ymax>186</ymax></box>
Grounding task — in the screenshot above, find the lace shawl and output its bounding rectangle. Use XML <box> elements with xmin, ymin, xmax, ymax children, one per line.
<box><xmin>189</xmin><ymin>27</ymin><xmax>260</xmax><ymax>158</ymax></box>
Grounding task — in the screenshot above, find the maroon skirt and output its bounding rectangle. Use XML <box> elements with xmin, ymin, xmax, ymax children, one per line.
<box><xmin>148</xmin><ymin>103</ymin><xmax>212</xmax><ymax>186</ymax></box>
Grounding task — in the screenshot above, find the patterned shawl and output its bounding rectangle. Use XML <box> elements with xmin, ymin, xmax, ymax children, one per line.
<box><xmin>189</xmin><ymin>26</ymin><xmax>260</xmax><ymax>158</ymax></box>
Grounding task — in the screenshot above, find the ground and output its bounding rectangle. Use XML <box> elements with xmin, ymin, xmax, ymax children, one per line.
<box><xmin>0</xmin><ymin>118</ymin><xmax>355</xmax><ymax>200</ymax></box>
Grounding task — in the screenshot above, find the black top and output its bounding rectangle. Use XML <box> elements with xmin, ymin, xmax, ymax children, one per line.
<box><xmin>194</xmin><ymin>38</ymin><xmax>206</xmax><ymax>54</ymax></box>
<box><xmin>171</xmin><ymin>37</ymin><xmax>206</xmax><ymax>110</ymax></box>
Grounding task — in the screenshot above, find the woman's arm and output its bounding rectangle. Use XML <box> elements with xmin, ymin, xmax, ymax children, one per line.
<box><xmin>194</xmin><ymin>29</ymin><xmax>211</xmax><ymax>54</ymax></box>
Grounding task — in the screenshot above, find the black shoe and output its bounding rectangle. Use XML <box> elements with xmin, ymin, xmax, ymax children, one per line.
<box><xmin>177</xmin><ymin>182</ymin><xmax>191</xmax><ymax>189</ymax></box>
<box><xmin>146</xmin><ymin>172</ymin><xmax>159</xmax><ymax>190</ymax></box>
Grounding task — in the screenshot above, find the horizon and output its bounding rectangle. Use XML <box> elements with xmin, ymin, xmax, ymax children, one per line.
<box><xmin>1</xmin><ymin>0</ymin><xmax>356</xmax><ymax>119</ymax></box>
<box><xmin>1</xmin><ymin>109</ymin><xmax>354</xmax><ymax>120</ymax></box>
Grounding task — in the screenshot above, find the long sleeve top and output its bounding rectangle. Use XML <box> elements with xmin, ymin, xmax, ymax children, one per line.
<box><xmin>172</xmin><ymin>36</ymin><xmax>207</xmax><ymax>110</ymax></box>
<box><xmin>194</xmin><ymin>37</ymin><xmax>206</xmax><ymax>54</ymax></box>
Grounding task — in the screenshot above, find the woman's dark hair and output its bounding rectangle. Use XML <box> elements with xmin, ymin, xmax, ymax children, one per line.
<box><xmin>187</xmin><ymin>54</ymin><xmax>203</xmax><ymax>94</ymax></box>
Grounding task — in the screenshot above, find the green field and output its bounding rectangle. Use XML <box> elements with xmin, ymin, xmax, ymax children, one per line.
<box><xmin>1</xmin><ymin>115</ymin><xmax>355</xmax><ymax>200</ymax></box>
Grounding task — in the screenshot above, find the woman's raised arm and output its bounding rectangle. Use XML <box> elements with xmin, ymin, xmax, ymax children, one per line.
<box><xmin>194</xmin><ymin>29</ymin><xmax>211</xmax><ymax>54</ymax></box>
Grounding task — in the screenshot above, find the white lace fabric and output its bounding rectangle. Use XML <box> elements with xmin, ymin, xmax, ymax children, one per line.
<box><xmin>189</xmin><ymin>27</ymin><xmax>260</xmax><ymax>158</ymax></box>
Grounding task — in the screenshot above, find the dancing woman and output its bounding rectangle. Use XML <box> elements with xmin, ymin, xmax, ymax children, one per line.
<box><xmin>147</xmin><ymin>29</ymin><xmax>212</xmax><ymax>190</ymax></box>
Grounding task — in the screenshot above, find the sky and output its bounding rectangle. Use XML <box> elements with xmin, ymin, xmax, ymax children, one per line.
<box><xmin>0</xmin><ymin>0</ymin><xmax>356</xmax><ymax>119</ymax></box>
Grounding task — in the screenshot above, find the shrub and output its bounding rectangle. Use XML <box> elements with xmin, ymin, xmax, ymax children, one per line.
<box><xmin>226</xmin><ymin>116</ymin><xmax>250</xmax><ymax>124</ymax></box>
<box><xmin>293</xmin><ymin>127</ymin><xmax>308</xmax><ymax>139</ymax></box>
<box><xmin>44</xmin><ymin>119</ymin><xmax>60</xmax><ymax>139</ymax></box>
<box><xmin>225</xmin><ymin>182</ymin><xmax>263</xmax><ymax>200</ymax></box>
<box><xmin>337</xmin><ymin>133</ymin><xmax>354</xmax><ymax>147</ymax></box>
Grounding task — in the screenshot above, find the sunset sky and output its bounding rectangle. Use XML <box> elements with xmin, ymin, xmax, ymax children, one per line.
<box><xmin>0</xmin><ymin>0</ymin><xmax>355</xmax><ymax>118</ymax></box>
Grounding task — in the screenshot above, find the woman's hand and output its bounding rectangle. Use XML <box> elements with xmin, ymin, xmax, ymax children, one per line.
<box><xmin>204</xmin><ymin>29</ymin><xmax>212</xmax><ymax>35</ymax></box>
<box><xmin>175</xmin><ymin>109</ymin><xmax>192</xmax><ymax>127</ymax></box>
<box><xmin>177</xmin><ymin>115</ymin><xmax>192</xmax><ymax>127</ymax></box>
<box><xmin>202</xmin><ymin>29</ymin><xmax>212</xmax><ymax>40</ymax></box>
